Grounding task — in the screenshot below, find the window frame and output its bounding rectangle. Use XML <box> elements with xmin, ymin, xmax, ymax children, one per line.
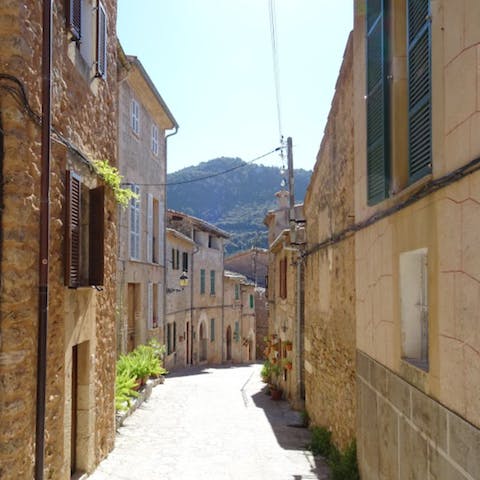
<box><xmin>151</xmin><ymin>124</ymin><xmax>159</xmax><ymax>156</ymax></box>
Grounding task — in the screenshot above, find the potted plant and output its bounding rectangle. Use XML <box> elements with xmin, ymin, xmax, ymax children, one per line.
<box><xmin>269</xmin><ymin>363</ymin><xmax>282</xmax><ymax>400</ymax></box>
<box><xmin>284</xmin><ymin>340</ymin><xmax>293</xmax><ymax>351</ymax></box>
<box><xmin>283</xmin><ymin>359</ymin><xmax>293</xmax><ymax>370</ymax></box>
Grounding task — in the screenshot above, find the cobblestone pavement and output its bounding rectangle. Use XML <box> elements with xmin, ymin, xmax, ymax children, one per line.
<box><xmin>89</xmin><ymin>363</ymin><xmax>330</xmax><ymax>480</ymax></box>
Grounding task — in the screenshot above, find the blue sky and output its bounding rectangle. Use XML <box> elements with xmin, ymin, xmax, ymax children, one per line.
<box><xmin>117</xmin><ymin>1</ymin><xmax>353</xmax><ymax>173</ymax></box>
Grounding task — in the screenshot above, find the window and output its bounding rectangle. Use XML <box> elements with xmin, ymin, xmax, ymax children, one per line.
<box><xmin>182</xmin><ymin>252</ymin><xmax>189</xmax><ymax>272</ymax></box>
<box><xmin>279</xmin><ymin>258</ymin><xmax>287</xmax><ymax>299</ymax></box>
<box><xmin>151</xmin><ymin>124</ymin><xmax>159</xmax><ymax>156</ymax></box>
<box><xmin>235</xmin><ymin>284</ymin><xmax>240</xmax><ymax>301</ymax></box>
<box><xmin>156</xmin><ymin>282</ymin><xmax>162</xmax><ymax>328</ymax></box>
<box><xmin>171</xmin><ymin>248</ymin><xmax>180</xmax><ymax>270</ymax></box>
<box><xmin>152</xmin><ymin>283</ymin><xmax>159</xmax><ymax>328</ymax></box>
<box><xmin>210</xmin><ymin>318</ymin><xmax>215</xmax><ymax>342</ymax></box>
<box><xmin>66</xmin><ymin>0</ymin><xmax>107</xmax><ymax>79</ymax></box>
<box><xmin>399</xmin><ymin>248</ymin><xmax>428</xmax><ymax>370</ymax></box>
<box><xmin>64</xmin><ymin>170</ymin><xmax>104</xmax><ymax>288</ymax></box>
<box><xmin>131</xmin><ymin>99</ymin><xmax>140</xmax><ymax>135</ymax></box>
<box><xmin>210</xmin><ymin>270</ymin><xmax>216</xmax><ymax>295</ymax></box>
<box><xmin>200</xmin><ymin>269</ymin><xmax>206</xmax><ymax>295</ymax></box>
<box><xmin>249</xmin><ymin>294</ymin><xmax>254</xmax><ymax>309</ymax></box>
<box><xmin>129</xmin><ymin>184</ymin><xmax>140</xmax><ymax>260</ymax></box>
<box><xmin>365</xmin><ymin>0</ymin><xmax>432</xmax><ymax>204</ymax></box>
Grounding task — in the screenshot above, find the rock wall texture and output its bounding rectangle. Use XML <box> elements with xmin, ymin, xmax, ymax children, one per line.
<box><xmin>303</xmin><ymin>34</ymin><xmax>356</xmax><ymax>451</ymax></box>
<box><xmin>0</xmin><ymin>1</ymin><xmax>117</xmax><ymax>478</ymax></box>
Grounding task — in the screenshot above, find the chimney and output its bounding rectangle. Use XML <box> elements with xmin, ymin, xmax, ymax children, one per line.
<box><xmin>275</xmin><ymin>190</ymin><xmax>289</xmax><ymax>210</ymax></box>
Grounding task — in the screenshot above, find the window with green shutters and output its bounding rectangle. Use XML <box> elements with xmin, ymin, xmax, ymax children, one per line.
<box><xmin>210</xmin><ymin>270</ymin><xmax>216</xmax><ymax>295</ymax></box>
<box><xmin>407</xmin><ymin>0</ymin><xmax>431</xmax><ymax>183</ymax></box>
<box><xmin>200</xmin><ymin>269</ymin><xmax>206</xmax><ymax>294</ymax></box>
<box><xmin>210</xmin><ymin>318</ymin><xmax>215</xmax><ymax>342</ymax></box>
<box><xmin>366</xmin><ymin>0</ymin><xmax>390</xmax><ymax>205</ymax></box>
<box><xmin>249</xmin><ymin>294</ymin><xmax>254</xmax><ymax>309</ymax></box>
<box><xmin>235</xmin><ymin>284</ymin><xmax>240</xmax><ymax>300</ymax></box>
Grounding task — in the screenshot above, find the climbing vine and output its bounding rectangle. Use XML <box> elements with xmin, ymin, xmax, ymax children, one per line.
<box><xmin>92</xmin><ymin>159</ymin><xmax>138</xmax><ymax>207</ymax></box>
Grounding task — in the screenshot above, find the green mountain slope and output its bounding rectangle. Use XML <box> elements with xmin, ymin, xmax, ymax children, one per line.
<box><xmin>167</xmin><ymin>157</ymin><xmax>311</xmax><ymax>254</ymax></box>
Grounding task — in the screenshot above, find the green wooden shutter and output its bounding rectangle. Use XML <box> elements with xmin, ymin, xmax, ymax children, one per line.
<box><xmin>200</xmin><ymin>269</ymin><xmax>206</xmax><ymax>294</ymax></box>
<box><xmin>366</xmin><ymin>0</ymin><xmax>389</xmax><ymax>204</ymax></box>
<box><xmin>407</xmin><ymin>0</ymin><xmax>431</xmax><ymax>182</ymax></box>
<box><xmin>210</xmin><ymin>318</ymin><xmax>215</xmax><ymax>342</ymax></box>
<box><xmin>210</xmin><ymin>270</ymin><xmax>216</xmax><ymax>295</ymax></box>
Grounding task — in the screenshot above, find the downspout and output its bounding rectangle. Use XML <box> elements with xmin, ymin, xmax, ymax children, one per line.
<box><xmin>163</xmin><ymin>125</ymin><xmax>178</xmax><ymax>348</ymax></box>
<box><xmin>35</xmin><ymin>1</ymin><xmax>52</xmax><ymax>479</ymax></box>
<box><xmin>295</xmin><ymin>254</ymin><xmax>304</xmax><ymax>407</ymax></box>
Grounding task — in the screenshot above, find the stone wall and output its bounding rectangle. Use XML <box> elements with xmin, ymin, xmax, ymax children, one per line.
<box><xmin>357</xmin><ymin>350</ymin><xmax>480</xmax><ymax>480</ymax></box>
<box><xmin>0</xmin><ymin>0</ymin><xmax>118</xmax><ymax>477</ymax></box>
<box><xmin>303</xmin><ymin>34</ymin><xmax>356</xmax><ymax>451</ymax></box>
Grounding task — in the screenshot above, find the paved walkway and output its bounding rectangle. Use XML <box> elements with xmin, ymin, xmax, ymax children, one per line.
<box><xmin>89</xmin><ymin>363</ymin><xmax>330</xmax><ymax>480</ymax></box>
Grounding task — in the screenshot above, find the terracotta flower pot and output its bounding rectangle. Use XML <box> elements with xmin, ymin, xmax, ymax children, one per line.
<box><xmin>270</xmin><ymin>387</ymin><xmax>282</xmax><ymax>401</ymax></box>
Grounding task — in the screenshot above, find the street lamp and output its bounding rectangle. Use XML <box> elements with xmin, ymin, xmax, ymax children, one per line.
<box><xmin>179</xmin><ymin>271</ymin><xmax>189</xmax><ymax>288</ymax></box>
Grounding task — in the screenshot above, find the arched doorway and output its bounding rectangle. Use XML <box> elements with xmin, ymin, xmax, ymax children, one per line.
<box><xmin>199</xmin><ymin>322</ymin><xmax>207</xmax><ymax>362</ymax></box>
<box><xmin>226</xmin><ymin>326</ymin><xmax>232</xmax><ymax>361</ymax></box>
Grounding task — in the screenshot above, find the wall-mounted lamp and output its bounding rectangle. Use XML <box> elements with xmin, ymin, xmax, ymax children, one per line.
<box><xmin>179</xmin><ymin>271</ymin><xmax>189</xmax><ymax>288</ymax></box>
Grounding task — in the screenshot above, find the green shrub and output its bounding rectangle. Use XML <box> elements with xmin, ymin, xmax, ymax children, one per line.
<box><xmin>310</xmin><ymin>426</ymin><xmax>334</xmax><ymax>457</ymax></box>
<box><xmin>330</xmin><ymin>442</ymin><xmax>359</xmax><ymax>480</ymax></box>
<box><xmin>115</xmin><ymin>370</ymin><xmax>139</xmax><ymax>412</ymax></box>
<box><xmin>309</xmin><ymin>426</ymin><xmax>359</xmax><ymax>480</ymax></box>
<box><xmin>261</xmin><ymin>360</ymin><xmax>272</xmax><ymax>382</ymax></box>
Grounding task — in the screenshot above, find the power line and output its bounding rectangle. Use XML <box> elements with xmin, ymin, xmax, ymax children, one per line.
<box><xmin>125</xmin><ymin>147</ymin><xmax>284</xmax><ymax>187</ymax></box>
<box><xmin>269</xmin><ymin>0</ymin><xmax>283</xmax><ymax>143</ymax></box>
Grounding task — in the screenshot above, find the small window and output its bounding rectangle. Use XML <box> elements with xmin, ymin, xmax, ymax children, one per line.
<box><xmin>152</xmin><ymin>198</ymin><xmax>159</xmax><ymax>263</ymax></box>
<box><xmin>200</xmin><ymin>269</ymin><xmax>206</xmax><ymax>295</ymax></box>
<box><xmin>210</xmin><ymin>318</ymin><xmax>215</xmax><ymax>342</ymax></box>
<box><xmin>131</xmin><ymin>99</ymin><xmax>140</xmax><ymax>135</ymax></box>
<box><xmin>64</xmin><ymin>170</ymin><xmax>105</xmax><ymax>288</ymax></box>
<box><xmin>147</xmin><ymin>282</ymin><xmax>153</xmax><ymax>330</ymax></box>
<box><xmin>129</xmin><ymin>184</ymin><xmax>140</xmax><ymax>260</ymax></box>
<box><xmin>147</xmin><ymin>194</ymin><xmax>153</xmax><ymax>263</ymax></box>
<box><xmin>235</xmin><ymin>284</ymin><xmax>240</xmax><ymax>301</ymax></box>
<box><xmin>249</xmin><ymin>294</ymin><xmax>254</xmax><ymax>309</ymax></box>
<box><xmin>151</xmin><ymin>124</ymin><xmax>159</xmax><ymax>156</ymax></box>
<box><xmin>171</xmin><ymin>248</ymin><xmax>180</xmax><ymax>270</ymax></box>
<box><xmin>182</xmin><ymin>252</ymin><xmax>189</xmax><ymax>272</ymax></box>
<box><xmin>210</xmin><ymin>270</ymin><xmax>216</xmax><ymax>295</ymax></box>
<box><xmin>400</xmin><ymin>248</ymin><xmax>429</xmax><ymax>370</ymax></box>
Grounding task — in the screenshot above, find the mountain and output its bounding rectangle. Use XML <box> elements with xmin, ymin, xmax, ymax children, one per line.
<box><xmin>166</xmin><ymin>157</ymin><xmax>311</xmax><ymax>254</ymax></box>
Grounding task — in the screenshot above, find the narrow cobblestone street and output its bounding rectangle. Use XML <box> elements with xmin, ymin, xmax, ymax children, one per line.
<box><xmin>89</xmin><ymin>363</ymin><xmax>329</xmax><ymax>480</ymax></box>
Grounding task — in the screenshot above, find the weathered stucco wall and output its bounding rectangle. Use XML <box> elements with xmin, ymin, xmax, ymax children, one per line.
<box><xmin>353</xmin><ymin>0</ymin><xmax>480</xmax><ymax>476</ymax></box>
<box><xmin>303</xmin><ymin>34</ymin><xmax>356</xmax><ymax>451</ymax></box>
<box><xmin>0</xmin><ymin>1</ymin><xmax>117</xmax><ymax>478</ymax></box>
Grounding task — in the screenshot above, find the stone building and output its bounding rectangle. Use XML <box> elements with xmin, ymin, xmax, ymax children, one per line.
<box><xmin>302</xmin><ymin>34</ymin><xmax>356</xmax><ymax>451</ymax></box>
<box><xmin>165</xmin><ymin>227</ymin><xmax>194</xmax><ymax>370</ymax></box>
<box><xmin>0</xmin><ymin>0</ymin><xmax>118</xmax><ymax>478</ymax></box>
<box><xmin>167</xmin><ymin>210</ymin><xmax>229</xmax><ymax>365</ymax></box>
<box><xmin>225</xmin><ymin>248</ymin><xmax>268</xmax><ymax>358</ymax></box>
<box><xmin>264</xmin><ymin>191</ymin><xmax>305</xmax><ymax>409</ymax></box>
<box><xmin>353</xmin><ymin>0</ymin><xmax>480</xmax><ymax>477</ymax></box>
<box><xmin>116</xmin><ymin>52</ymin><xmax>178</xmax><ymax>354</ymax></box>
<box><xmin>224</xmin><ymin>271</ymin><xmax>256</xmax><ymax>363</ymax></box>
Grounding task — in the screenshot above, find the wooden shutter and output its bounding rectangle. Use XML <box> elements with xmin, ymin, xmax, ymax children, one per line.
<box><xmin>147</xmin><ymin>193</ymin><xmax>153</xmax><ymax>263</ymax></box>
<box><xmin>200</xmin><ymin>269</ymin><xmax>205</xmax><ymax>294</ymax></box>
<box><xmin>66</xmin><ymin>0</ymin><xmax>81</xmax><ymax>41</ymax></box>
<box><xmin>407</xmin><ymin>0</ymin><xmax>431</xmax><ymax>182</ymax></box>
<box><xmin>157</xmin><ymin>282</ymin><xmax>163</xmax><ymax>327</ymax></box>
<box><xmin>88</xmin><ymin>185</ymin><xmax>105</xmax><ymax>286</ymax></box>
<box><xmin>182</xmin><ymin>252</ymin><xmax>188</xmax><ymax>272</ymax></box>
<box><xmin>176</xmin><ymin>249</ymin><xmax>180</xmax><ymax>271</ymax></box>
<box><xmin>210</xmin><ymin>270</ymin><xmax>215</xmax><ymax>295</ymax></box>
<box><xmin>65</xmin><ymin>171</ymin><xmax>82</xmax><ymax>288</ymax></box>
<box><xmin>173</xmin><ymin>322</ymin><xmax>177</xmax><ymax>351</ymax></box>
<box><xmin>96</xmin><ymin>2</ymin><xmax>107</xmax><ymax>78</ymax></box>
<box><xmin>366</xmin><ymin>0</ymin><xmax>389</xmax><ymax>204</ymax></box>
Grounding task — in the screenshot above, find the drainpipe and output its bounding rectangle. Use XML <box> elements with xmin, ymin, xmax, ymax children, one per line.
<box><xmin>163</xmin><ymin>125</ymin><xmax>178</xmax><ymax>349</ymax></box>
<box><xmin>295</xmin><ymin>254</ymin><xmax>304</xmax><ymax>407</ymax></box>
<box><xmin>35</xmin><ymin>1</ymin><xmax>52</xmax><ymax>479</ymax></box>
